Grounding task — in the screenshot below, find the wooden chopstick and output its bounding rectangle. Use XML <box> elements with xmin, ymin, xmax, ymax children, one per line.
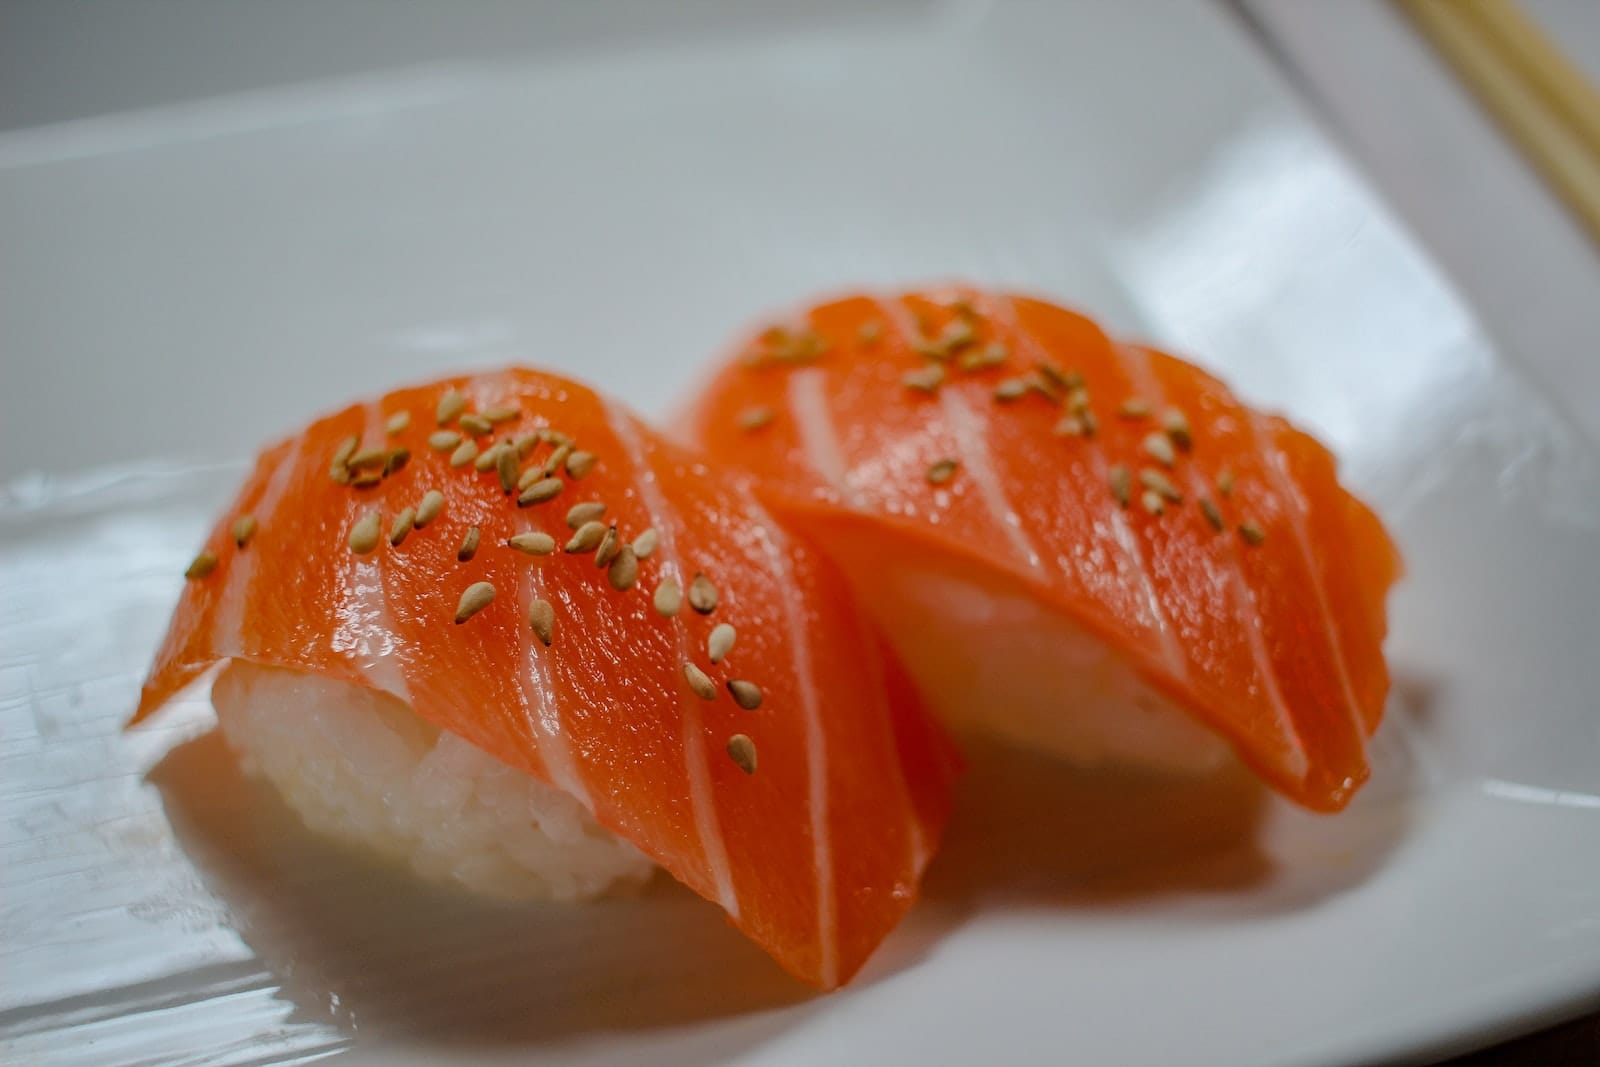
<box><xmin>1398</xmin><ymin>0</ymin><xmax>1600</xmax><ymax>243</ymax></box>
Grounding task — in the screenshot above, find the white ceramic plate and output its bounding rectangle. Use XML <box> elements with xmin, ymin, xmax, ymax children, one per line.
<box><xmin>4</xmin><ymin>4</ymin><xmax>1599</xmax><ymax>1065</ymax></box>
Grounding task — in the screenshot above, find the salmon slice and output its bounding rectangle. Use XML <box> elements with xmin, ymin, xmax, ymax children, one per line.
<box><xmin>683</xmin><ymin>289</ymin><xmax>1401</xmax><ymax>812</ymax></box>
<box><xmin>135</xmin><ymin>368</ymin><xmax>958</xmax><ymax>989</ymax></box>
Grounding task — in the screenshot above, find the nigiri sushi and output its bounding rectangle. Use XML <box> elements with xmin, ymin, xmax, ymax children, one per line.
<box><xmin>683</xmin><ymin>289</ymin><xmax>1401</xmax><ymax>812</ymax></box>
<box><xmin>134</xmin><ymin>368</ymin><xmax>957</xmax><ymax>989</ymax></box>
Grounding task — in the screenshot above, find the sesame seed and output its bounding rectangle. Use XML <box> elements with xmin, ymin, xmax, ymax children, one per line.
<box><xmin>473</xmin><ymin>442</ymin><xmax>504</xmax><ymax>472</ymax></box>
<box><xmin>428</xmin><ymin>430</ymin><xmax>462</xmax><ymax>452</ymax></box>
<box><xmin>709</xmin><ymin>623</ymin><xmax>736</xmax><ymax>664</ymax></box>
<box><xmin>654</xmin><ymin>577</ymin><xmax>682</xmax><ymax>617</ymax></box>
<box><xmin>737</xmin><ymin>407</ymin><xmax>775</xmax><ymax>432</ymax></box>
<box><xmin>514</xmin><ymin>433</ymin><xmax>542</xmax><ymax>458</ymax></box>
<box><xmin>414</xmin><ymin>489</ymin><xmax>444</xmax><ymax>528</ymax></box>
<box><xmin>482</xmin><ymin>406</ymin><xmax>520</xmax><ymax>425</ymax></box>
<box><xmin>1239</xmin><ymin>520</ymin><xmax>1266</xmax><ymax>546</ymax></box>
<box><xmin>688</xmin><ymin>572</ymin><xmax>719</xmax><ymax>614</ymax></box>
<box><xmin>858</xmin><ymin>320</ymin><xmax>883</xmax><ymax>344</ymax></box>
<box><xmin>231</xmin><ymin>514</ymin><xmax>257</xmax><ymax>547</ymax></box>
<box><xmin>529</xmin><ymin>598</ymin><xmax>555</xmax><ymax>646</ymax></box>
<box><xmin>1067</xmin><ymin>387</ymin><xmax>1091</xmax><ymax>413</ymax></box>
<box><xmin>1109</xmin><ymin>465</ymin><xmax>1131</xmax><ymax>507</ymax></box>
<box><xmin>994</xmin><ymin>377</ymin><xmax>1029</xmax><ymax>402</ymax></box>
<box><xmin>728</xmin><ymin>680</ymin><xmax>763</xmax><ymax>710</ymax></box>
<box><xmin>937</xmin><ymin>318</ymin><xmax>976</xmax><ymax>352</ymax></box>
<box><xmin>540</xmin><ymin>428</ymin><xmax>573</xmax><ymax>448</ymax></box>
<box><xmin>1200</xmin><ymin>498</ymin><xmax>1224</xmax><ymax>532</ymax></box>
<box><xmin>1143</xmin><ymin>431</ymin><xmax>1176</xmax><ymax>468</ymax></box>
<box><xmin>607</xmin><ymin>545</ymin><xmax>639</xmax><ymax>591</ymax></box>
<box><xmin>958</xmin><ymin>342</ymin><xmax>1009</xmax><ymax>371</ymax></box>
<box><xmin>927</xmin><ymin>458</ymin><xmax>959</xmax><ymax>485</ymax></box>
<box><xmin>436</xmin><ymin>390</ymin><xmax>467</xmax><ymax>426</ymax></box>
<box><xmin>1119</xmin><ymin>399</ymin><xmax>1152</xmax><ymax>419</ymax></box>
<box><xmin>517</xmin><ymin>465</ymin><xmax>545</xmax><ymax>491</ymax></box>
<box><xmin>349</xmin><ymin>512</ymin><xmax>381</xmax><ymax>554</ymax></box>
<box><xmin>1141</xmin><ymin>489</ymin><xmax>1165</xmax><ymax>515</ymax></box>
<box><xmin>385</xmin><ymin>411</ymin><xmax>412</xmax><ymax>435</ymax></box>
<box><xmin>566</xmin><ymin>501</ymin><xmax>606</xmax><ymax>528</ymax></box>
<box><xmin>594</xmin><ymin>525</ymin><xmax>621</xmax><ymax>569</ymax></box>
<box><xmin>903</xmin><ymin>364</ymin><xmax>946</xmax><ymax>393</ymax></box>
<box><xmin>1217</xmin><ymin>468</ymin><xmax>1235</xmax><ymax>497</ymax></box>
<box><xmin>684</xmin><ymin>662</ymin><xmax>717</xmax><ymax>701</ymax></box>
<box><xmin>1026</xmin><ymin>376</ymin><xmax>1063</xmax><ymax>403</ymax></box>
<box><xmin>496</xmin><ymin>447</ymin><xmax>520</xmax><ymax>493</ymax></box>
<box><xmin>565</xmin><ymin>520</ymin><xmax>606</xmax><ymax>553</ymax></box>
<box><xmin>1139</xmin><ymin>467</ymin><xmax>1183</xmax><ymax>503</ymax></box>
<box><xmin>350</xmin><ymin>471</ymin><xmax>383</xmax><ymax>489</ymax></box>
<box><xmin>1053</xmin><ymin>414</ymin><xmax>1085</xmax><ymax>437</ymax></box>
<box><xmin>1037</xmin><ymin>362</ymin><xmax>1077</xmax><ymax>392</ymax></box>
<box><xmin>542</xmin><ymin>443</ymin><xmax>573</xmax><ymax>478</ymax></box>
<box><xmin>383</xmin><ymin>448</ymin><xmax>410</xmax><ymax>477</ymax></box>
<box><xmin>565</xmin><ymin>450</ymin><xmax>597</xmax><ymax>479</ymax></box>
<box><xmin>329</xmin><ymin>434</ymin><xmax>359</xmax><ymax>485</ymax></box>
<box><xmin>454</xmin><ymin>581</ymin><xmax>495</xmax><ymax>623</ymax></box>
<box><xmin>185</xmin><ymin>550</ymin><xmax>218</xmax><ymax>579</ymax></box>
<box><xmin>449</xmin><ymin>439</ymin><xmax>479</xmax><ymax>468</ymax></box>
<box><xmin>507</xmin><ymin>531</ymin><xmax>556</xmax><ymax>555</ymax></box>
<box><xmin>726</xmin><ymin>734</ymin><xmax>757</xmax><ymax>774</ymax></box>
<box><xmin>388</xmin><ymin>507</ymin><xmax>416</xmax><ymax>546</ymax></box>
<box><xmin>518</xmin><ymin>477</ymin><xmax>563</xmax><ymax>506</ymax></box>
<box><xmin>632</xmin><ymin>527</ymin><xmax>659</xmax><ymax>559</ymax></box>
<box><xmin>1162</xmin><ymin>408</ymin><xmax>1193</xmax><ymax>451</ymax></box>
<box><xmin>348</xmin><ymin>447</ymin><xmax>387</xmax><ymax>471</ymax></box>
<box><xmin>457</xmin><ymin>525</ymin><xmax>481</xmax><ymax>562</ymax></box>
<box><xmin>1081</xmin><ymin>410</ymin><xmax>1099</xmax><ymax>437</ymax></box>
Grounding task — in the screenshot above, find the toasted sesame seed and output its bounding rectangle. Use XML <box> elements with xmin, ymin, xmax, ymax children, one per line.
<box><xmin>654</xmin><ymin>577</ymin><xmax>682</xmax><ymax>617</ymax></box>
<box><xmin>1239</xmin><ymin>520</ymin><xmax>1266</xmax><ymax>546</ymax></box>
<box><xmin>231</xmin><ymin>514</ymin><xmax>257</xmax><ymax>548</ymax></box>
<box><xmin>518</xmin><ymin>477</ymin><xmax>563</xmax><ymax>506</ymax></box>
<box><xmin>1109</xmin><ymin>464</ymin><xmax>1131</xmax><ymax>507</ymax></box>
<box><xmin>903</xmin><ymin>364</ymin><xmax>946</xmax><ymax>393</ymax></box>
<box><xmin>566</xmin><ymin>520</ymin><xmax>606</xmax><ymax>553</ymax></box>
<box><xmin>482</xmin><ymin>406</ymin><xmax>520</xmax><ymax>425</ymax></box>
<box><xmin>473</xmin><ymin>442</ymin><xmax>504</xmax><ymax>471</ymax></box>
<box><xmin>529</xmin><ymin>598</ymin><xmax>555</xmax><ymax>646</ymax></box>
<box><xmin>1053</xmin><ymin>414</ymin><xmax>1085</xmax><ymax>437</ymax></box>
<box><xmin>632</xmin><ymin>527</ymin><xmax>659</xmax><ymax>559</ymax></box>
<box><xmin>454</xmin><ymin>581</ymin><xmax>495</xmax><ymax>623</ymax></box>
<box><xmin>1162</xmin><ymin>408</ymin><xmax>1193</xmax><ymax>450</ymax></box>
<box><xmin>428</xmin><ymin>430</ymin><xmax>462</xmax><ymax>452</ymax></box>
<box><xmin>414</xmin><ymin>489</ymin><xmax>444</xmax><ymax>528</ymax></box>
<box><xmin>436</xmin><ymin>390</ymin><xmax>467</xmax><ymax>426</ymax></box>
<box><xmin>514</xmin><ymin>433</ymin><xmax>542</xmax><ymax>459</ymax></box>
<box><xmin>594</xmin><ymin>525</ymin><xmax>621</xmax><ymax>568</ymax></box>
<box><xmin>937</xmin><ymin>318</ymin><xmax>976</xmax><ymax>352</ymax></box>
<box><xmin>1143</xmin><ymin>431</ymin><xmax>1176</xmax><ymax>468</ymax></box>
<box><xmin>457</xmin><ymin>525</ymin><xmax>481</xmax><ymax>562</ymax></box>
<box><xmin>684</xmin><ymin>661</ymin><xmax>717</xmax><ymax>701</ymax></box>
<box><xmin>688</xmin><ymin>572</ymin><xmax>719</xmax><ymax>614</ymax></box>
<box><xmin>350</xmin><ymin>471</ymin><xmax>383</xmax><ymax>489</ymax></box>
<box><xmin>994</xmin><ymin>377</ymin><xmax>1029</xmax><ymax>402</ymax></box>
<box><xmin>517</xmin><ymin>465</ymin><xmax>545</xmax><ymax>491</ymax></box>
<box><xmin>348</xmin><ymin>447</ymin><xmax>387</xmax><ymax>471</ymax></box>
<box><xmin>1067</xmin><ymin>386</ymin><xmax>1091</xmax><ymax>413</ymax></box>
<box><xmin>1217</xmin><ymin>468</ymin><xmax>1235</xmax><ymax>497</ymax></box>
<box><xmin>1141</xmin><ymin>489</ymin><xmax>1165</xmax><ymax>515</ymax></box>
<box><xmin>349</xmin><ymin>512</ymin><xmax>381</xmax><ymax>554</ymax></box>
<box><xmin>388</xmin><ymin>507</ymin><xmax>416</xmax><ymax>546</ymax></box>
<box><xmin>508</xmin><ymin>531</ymin><xmax>556</xmax><ymax>555</ymax></box>
<box><xmin>1119</xmin><ymin>399</ymin><xmax>1152</xmax><ymax>419</ymax></box>
<box><xmin>385</xmin><ymin>410</ymin><xmax>412</xmax><ymax>435</ymax></box>
<box><xmin>450</xmin><ymin>439</ymin><xmax>479</xmax><ymax>468</ymax></box>
<box><xmin>726</xmin><ymin>734</ymin><xmax>757</xmax><ymax>774</ymax></box>
<box><xmin>858</xmin><ymin>320</ymin><xmax>883</xmax><ymax>344</ymax></box>
<box><xmin>1081</xmin><ymin>410</ymin><xmax>1099</xmax><ymax>438</ymax></box>
<box><xmin>709</xmin><ymin>623</ymin><xmax>736</xmax><ymax>664</ymax></box>
<box><xmin>542</xmin><ymin>443</ymin><xmax>572</xmax><ymax>478</ymax></box>
<box><xmin>1037</xmin><ymin>362</ymin><xmax>1076</xmax><ymax>391</ymax></box>
<box><xmin>565</xmin><ymin>450</ymin><xmax>597</xmax><ymax>479</ymax></box>
<box><xmin>1026</xmin><ymin>376</ymin><xmax>1063</xmax><ymax>403</ymax></box>
<box><xmin>185</xmin><ymin>550</ymin><xmax>219</xmax><ymax>579</ymax></box>
<box><xmin>959</xmin><ymin>342</ymin><xmax>1009</xmax><ymax>371</ymax></box>
<box><xmin>329</xmin><ymin>435</ymin><xmax>359</xmax><ymax>484</ymax></box>
<box><xmin>383</xmin><ymin>448</ymin><xmax>410</xmax><ymax>477</ymax></box>
<box><xmin>566</xmin><ymin>501</ymin><xmax>606</xmax><ymax>528</ymax></box>
<box><xmin>927</xmin><ymin>458</ymin><xmax>959</xmax><ymax>485</ymax></box>
<box><xmin>728</xmin><ymin>680</ymin><xmax>763</xmax><ymax>710</ymax></box>
<box><xmin>737</xmin><ymin>406</ymin><xmax>775</xmax><ymax>432</ymax></box>
<box><xmin>1139</xmin><ymin>467</ymin><xmax>1183</xmax><ymax>503</ymax></box>
<box><xmin>496</xmin><ymin>446</ymin><xmax>520</xmax><ymax>493</ymax></box>
<box><xmin>1200</xmin><ymin>497</ymin><xmax>1224</xmax><ymax>532</ymax></box>
<box><xmin>608</xmin><ymin>545</ymin><xmax>639</xmax><ymax>590</ymax></box>
<box><xmin>540</xmin><ymin>428</ymin><xmax>573</xmax><ymax>447</ymax></box>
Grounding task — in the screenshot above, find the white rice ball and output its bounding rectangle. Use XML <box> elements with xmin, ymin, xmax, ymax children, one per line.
<box><xmin>212</xmin><ymin>661</ymin><xmax>654</xmax><ymax>900</ymax></box>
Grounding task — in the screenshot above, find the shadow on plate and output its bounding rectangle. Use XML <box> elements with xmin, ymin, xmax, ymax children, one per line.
<box><xmin>148</xmin><ymin>730</ymin><xmax>822</xmax><ymax>1057</ymax></box>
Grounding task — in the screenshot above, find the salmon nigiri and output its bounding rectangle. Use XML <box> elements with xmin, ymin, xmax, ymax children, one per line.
<box><xmin>683</xmin><ymin>288</ymin><xmax>1401</xmax><ymax>813</ymax></box>
<box><xmin>134</xmin><ymin>368</ymin><xmax>957</xmax><ymax>989</ymax></box>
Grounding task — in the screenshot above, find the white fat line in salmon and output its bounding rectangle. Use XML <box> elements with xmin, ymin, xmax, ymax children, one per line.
<box><xmin>604</xmin><ymin>398</ymin><xmax>740</xmax><ymax>918</ymax></box>
<box><xmin>212</xmin><ymin>434</ymin><xmax>305</xmax><ymax>658</ymax></box>
<box><xmin>936</xmin><ymin>388</ymin><xmax>1045</xmax><ymax>574</ymax></box>
<box><xmin>1119</xmin><ymin>345</ymin><xmax>1307</xmax><ymax>777</ymax></box>
<box><xmin>787</xmin><ymin>369</ymin><xmax>868</xmax><ymax>512</ymax></box>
